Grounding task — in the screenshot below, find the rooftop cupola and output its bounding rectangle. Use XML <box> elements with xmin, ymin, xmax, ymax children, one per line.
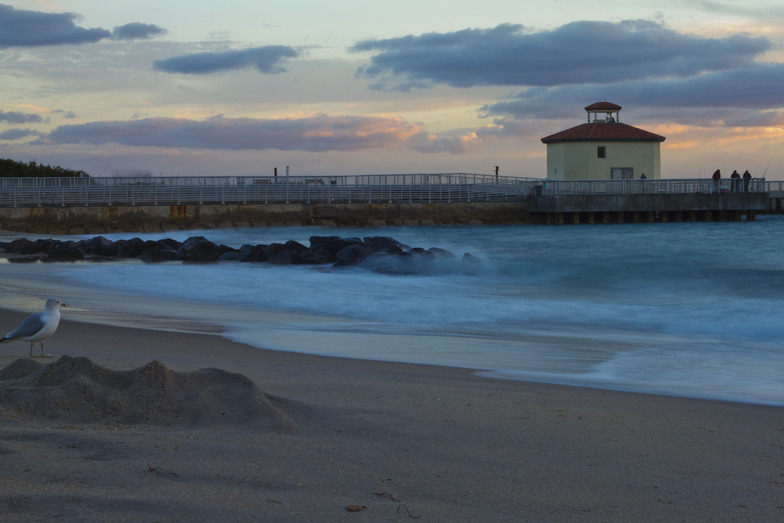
<box><xmin>585</xmin><ymin>101</ymin><xmax>622</xmax><ymax>123</ymax></box>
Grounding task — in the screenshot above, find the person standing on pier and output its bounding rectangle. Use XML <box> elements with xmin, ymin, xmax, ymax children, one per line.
<box><xmin>731</xmin><ymin>170</ymin><xmax>740</xmax><ymax>192</ymax></box>
<box><xmin>743</xmin><ymin>170</ymin><xmax>752</xmax><ymax>192</ymax></box>
<box><xmin>712</xmin><ymin>169</ymin><xmax>721</xmax><ymax>193</ymax></box>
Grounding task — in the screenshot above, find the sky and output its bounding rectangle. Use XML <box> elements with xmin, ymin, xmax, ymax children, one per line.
<box><xmin>2</xmin><ymin>1</ymin><xmax>784</xmax><ymax>179</ymax></box>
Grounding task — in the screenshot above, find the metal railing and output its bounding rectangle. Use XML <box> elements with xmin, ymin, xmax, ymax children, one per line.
<box><xmin>766</xmin><ymin>180</ymin><xmax>784</xmax><ymax>196</ymax></box>
<box><xmin>0</xmin><ymin>174</ymin><xmax>536</xmax><ymax>207</ymax></box>
<box><xmin>0</xmin><ymin>174</ymin><xmax>774</xmax><ymax>208</ymax></box>
<box><xmin>537</xmin><ymin>177</ymin><xmax>767</xmax><ymax>196</ymax></box>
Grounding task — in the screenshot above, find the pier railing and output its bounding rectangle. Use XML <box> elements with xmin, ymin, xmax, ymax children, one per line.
<box><xmin>537</xmin><ymin>177</ymin><xmax>767</xmax><ymax>196</ymax></box>
<box><xmin>0</xmin><ymin>174</ymin><xmax>772</xmax><ymax>208</ymax></box>
<box><xmin>0</xmin><ymin>173</ymin><xmax>535</xmax><ymax>207</ymax></box>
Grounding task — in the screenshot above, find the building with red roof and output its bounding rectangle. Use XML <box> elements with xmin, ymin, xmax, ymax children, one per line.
<box><xmin>541</xmin><ymin>102</ymin><xmax>665</xmax><ymax>180</ymax></box>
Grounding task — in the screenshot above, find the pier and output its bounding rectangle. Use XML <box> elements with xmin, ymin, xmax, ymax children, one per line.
<box><xmin>530</xmin><ymin>178</ymin><xmax>771</xmax><ymax>224</ymax></box>
<box><xmin>0</xmin><ymin>174</ymin><xmax>777</xmax><ymax>234</ymax></box>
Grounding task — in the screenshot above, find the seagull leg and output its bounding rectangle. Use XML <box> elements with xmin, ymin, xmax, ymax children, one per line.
<box><xmin>39</xmin><ymin>341</ymin><xmax>51</xmax><ymax>359</ymax></box>
<box><xmin>29</xmin><ymin>342</ymin><xmax>34</xmax><ymax>358</ymax></box>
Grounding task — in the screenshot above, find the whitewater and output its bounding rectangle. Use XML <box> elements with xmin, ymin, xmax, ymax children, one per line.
<box><xmin>2</xmin><ymin>216</ymin><xmax>783</xmax><ymax>405</ymax></box>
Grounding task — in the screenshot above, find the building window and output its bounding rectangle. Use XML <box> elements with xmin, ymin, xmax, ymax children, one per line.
<box><xmin>597</xmin><ymin>146</ymin><xmax>606</xmax><ymax>159</ymax></box>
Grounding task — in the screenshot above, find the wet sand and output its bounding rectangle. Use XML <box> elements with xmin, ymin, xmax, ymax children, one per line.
<box><xmin>1</xmin><ymin>309</ymin><xmax>783</xmax><ymax>521</ymax></box>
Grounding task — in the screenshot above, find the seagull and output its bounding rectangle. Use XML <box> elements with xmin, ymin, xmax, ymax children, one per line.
<box><xmin>1</xmin><ymin>298</ymin><xmax>66</xmax><ymax>358</ymax></box>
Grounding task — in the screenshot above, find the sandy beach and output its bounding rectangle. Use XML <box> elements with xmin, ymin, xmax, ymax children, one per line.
<box><xmin>0</xmin><ymin>309</ymin><xmax>783</xmax><ymax>522</ymax></box>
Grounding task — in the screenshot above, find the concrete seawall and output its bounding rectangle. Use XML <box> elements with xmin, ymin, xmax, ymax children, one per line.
<box><xmin>529</xmin><ymin>193</ymin><xmax>770</xmax><ymax>224</ymax></box>
<box><xmin>2</xmin><ymin>192</ymin><xmax>778</xmax><ymax>235</ymax></box>
<box><xmin>0</xmin><ymin>201</ymin><xmax>532</xmax><ymax>235</ymax></box>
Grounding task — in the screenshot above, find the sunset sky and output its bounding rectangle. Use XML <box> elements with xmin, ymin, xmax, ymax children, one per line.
<box><xmin>2</xmin><ymin>1</ymin><xmax>784</xmax><ymax>179</ymax></box>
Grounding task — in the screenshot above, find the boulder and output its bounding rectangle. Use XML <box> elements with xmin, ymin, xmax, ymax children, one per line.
<box><xmin>36</xmin><ymin>239</ymin><xmax>66</xmax><ymax>255</ymax></box>
<box><xmin>178</xmin><ymin>236</ymin><xmax>221</xmax><ymax>262</ymax></box>
<box><xmin>363</xmin><ymin>236</ymin><xmax>410</xmax><ymax>254</ymax></box>
<box><xmin>461</xmin><ymin>252</ymin><xmax>481</xmax><ymax>275</ymax></box>
<box><xmin>266</xmin><ymin>240</ymin><xmax>309</xmax><ymax>265</ymax></box>
<box><xmin>45</xmin><ymin>243</ymin><xmax>85</xmax><ymax>261</ymax></box>
<box><xmin>296</xmin><ymin>249</ymin><xmax>332</xmax><ymax>265</ymax></box>
<box><xmin>428</xmin><ymin>247</ymin><xmax>459</xmax><ymax>273</ymax></box>
<box><xmin>77</xmin><ymin>236</ymin><xmax>119</xmax><ymax>258</ymax></box>
<box><xmin>217</xmin><ymin>244</ymin><xmax>243</xmax><ymax>261</ymax></box>
<box><xmin>308</xmin><ymin>236</ymin><xmax>363</xmax><ymax>262</ymax></box>
<box><xmin>114</xmin><ymin>238</ymin><xmax>146</xmax><ymax>258</ymax></box>
<box><xmin>139</xmin><ymin>241</ymin><xmax>180</xmax><ymax>263</ymax></box>
<box><xmin>6</xmin><ymin>238</ymin><xmax>42</xmax><ymax>255</ymax></box>
<box><xmin>239</xmin><ymin>244</ymin><xmax>268</xmax><ymax>263</ymax></box>
<box><xmin>359</xmin><ymin>249</ymin><xmax>434</xmax><ymax>275</ymax></box>
<box><xmin>159</xmin><ymin>238</ymin><xmax>182</xmax><ymax>250</ymax></box>
<box><xmin>332</xmin><ymin>243</ymin><xmax>373</xmax><ymax>267</ymax></box>
<box><xmin>428</xmin><ymin>247</ymin><xmax>456</xmax><ymax>260</ymax></box>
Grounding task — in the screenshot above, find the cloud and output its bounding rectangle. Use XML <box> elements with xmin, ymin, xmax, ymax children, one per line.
<box><xmin>0</xmin><ymin>128</ymin><xmax>42</xmax><ymax>140</ymax></box>
<box><xmin>0</xmin><ymin>110</ymin><xmax>44</xmax><ymax>124</ymax></box>
<box><xmin>40</xmin><ymin>115</ymin><xmax>424</xmax><ymax>152</ymax></box>
<box><xmin>351</xmin><ymin>20</ymin><xmax>771</xmax><ymax>91</ymax></box>
<box><xmin>153</xmin><ymin>46</ymin><xmax>298</xmax><ymax>75</ymax></box>
<box><xmin>0</xmin><ymin>3</ymin><xmax>111</xmax><ymax>48</ymax></box>
<box><xmin>689</xmin><ymin>1</ymin><xmax>784</xmax><ymax>19</ymax></box>
<box><xmin>335</xmin><ymin>19</ymin><xmax>779</xmax><ymax>132</ymax></box>
<box><xmin>407</xmin><ymin>127</ymin><xmax>504</xmax><ymax>154</ymax></box>
<box><xmin>0</xmin><ymin>4</ymin><xmax>166</xmax><ymax>48</ymax></box>
<box><xmin>722</xmin><ymin>110</ymin><xmax>784</xmax><ymax>128</ymax></box>
<box><xmin>483</xmin><ymin>63</ymin><xmax>784</xmax><ymax>124</ymax></box>
<box><xmin>113</xmin><ymin>23</ymin><xmax>168</xmax><ymax>41</ymax></box>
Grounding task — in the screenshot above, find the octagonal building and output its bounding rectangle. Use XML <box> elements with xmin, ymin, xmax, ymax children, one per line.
<box><xmin>541</xmin><ymin>102</ymin><xmax>665</xmax><ymax>180</ymax></box>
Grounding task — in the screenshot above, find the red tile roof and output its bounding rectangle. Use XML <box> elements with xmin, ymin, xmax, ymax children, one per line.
<box><xmin>541</xmin><ymin>122</ymin><xmax>666</xmax><ymax>143</ymax></box>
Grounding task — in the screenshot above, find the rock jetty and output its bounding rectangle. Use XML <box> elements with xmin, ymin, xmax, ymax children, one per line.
<box><xmin>0</xmin><ymin>235</ymin><xmax>481</xmax><ymax>275</ymax></box>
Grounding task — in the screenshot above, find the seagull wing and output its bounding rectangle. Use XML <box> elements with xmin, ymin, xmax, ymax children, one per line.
<box><xmin>2</xmin><ymin>312</ymin><xmax>45</xmax><ymax>341</ymax></box>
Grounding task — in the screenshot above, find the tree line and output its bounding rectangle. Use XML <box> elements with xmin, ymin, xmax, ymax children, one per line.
<box><xmin>0</xmin><ymin>158</ymin><xmax>89</xmax><ymax>178</ymax></box>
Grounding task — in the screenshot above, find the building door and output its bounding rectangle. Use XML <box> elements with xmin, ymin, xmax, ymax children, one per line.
<box><xmin>611</xmin><ymin>167</ymin><xmax>634</xmax><ymax>179</ymax></box>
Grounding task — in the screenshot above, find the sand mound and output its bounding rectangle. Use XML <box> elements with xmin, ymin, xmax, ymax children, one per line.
<box><xmin>0</xmin><ymin>356</ymin><xmax>294</xmax><ymax>430</ymax></box>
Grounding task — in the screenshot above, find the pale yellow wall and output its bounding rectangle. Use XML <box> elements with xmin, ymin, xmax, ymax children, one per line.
<box><xmin>546</xmin><ymin>143</ymin><xmax>566</xmax><ymax>180</ymax></box>
<box><xmin>546</xmin><ymin>141</ymin><xmax>661</xmax><ymax>180</ymax></box>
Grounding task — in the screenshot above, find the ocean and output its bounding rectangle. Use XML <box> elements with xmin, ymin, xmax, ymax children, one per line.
<box><xmin>2</xmin><ymin>216</ymin><xmax>783</xmax><ymax>406</ymax></box>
